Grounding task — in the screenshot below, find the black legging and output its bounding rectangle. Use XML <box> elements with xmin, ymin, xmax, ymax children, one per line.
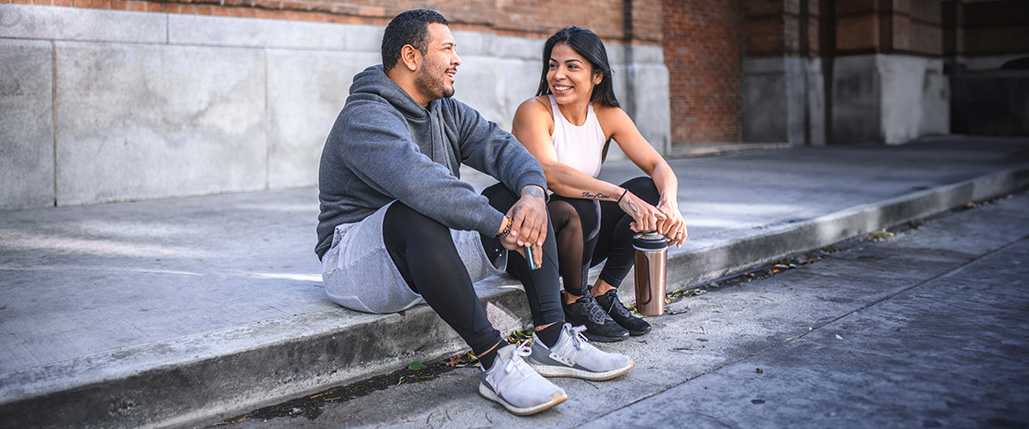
<box><xmin>382</xmin><ymin>190</ymin><xmax>564</xmax><ymax>357</ymax></box>
<box><xmin>549</xmin><ymin>177</ymin><xmax>661</xmax><ymax>295</ymax></box>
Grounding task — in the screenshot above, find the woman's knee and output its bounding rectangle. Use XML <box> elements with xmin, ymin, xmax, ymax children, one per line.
<box><xmin>622</xmin><ymin>177</ymin><xmax>659</xmax><ymax>204</ymax></box>
<box><xmin>548</xmin><ymin>200</ymin><xmax>579</xmax><ymax>231</ymax></box>
<box><xmin>481</xmin><ymin>183</ymin><xmax>519</xmax><ymax>213</ymax></box>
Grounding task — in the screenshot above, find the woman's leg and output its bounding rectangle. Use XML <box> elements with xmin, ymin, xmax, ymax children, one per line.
<box><xmin>480</xmin><ymin>184</ymin><xmax>564</xmax><ymax>329</ymax></box>
<box><xmin>382</xmin><ymin>202</ymin><xmax>505</xmax><ymax>365</ymax></box>
<box><xmin>590</xmin><ymin>177</ymin><xmax>660</xmax><ymax>336</ymax></box>
<box><xmin>547</xmin><ymin>196</ymin><xmax>601</xmax><ymax>298</ymax></box>
<box><xmin>593</xmin><ymin>177</ymin><xmax>661</xmax><ymax>290</ymax></box>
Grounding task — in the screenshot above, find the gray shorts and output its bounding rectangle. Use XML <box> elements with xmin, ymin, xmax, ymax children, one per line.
<box><xmin>321</xmin><ymin>202</ymin><xmax>508</xmax><ymax>314</ymax></box>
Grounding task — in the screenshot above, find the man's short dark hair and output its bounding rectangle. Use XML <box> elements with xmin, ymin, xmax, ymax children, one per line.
<box><xmin>382</xmin><ymin>9</ymin><xmax>449</xmax><ymax>73</ymax></box>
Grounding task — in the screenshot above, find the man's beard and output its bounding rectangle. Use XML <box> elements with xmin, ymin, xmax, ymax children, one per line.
<box><xmin>416</xmin><ymin>62</ymin><xmax>455</xmax><ymax>101</ymax></box>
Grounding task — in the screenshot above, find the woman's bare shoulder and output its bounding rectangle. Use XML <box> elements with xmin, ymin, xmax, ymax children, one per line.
<box><xmin>515</xmin><ymin>96</ymin><xmax>555</xmax><ymax>125</ymax></box>
<box><xmin>516</xmin><ymin>96</ymin><xmax>552</xmax><ymax>115</ymax></box>
<box><xmin>592</xmin><ymin>103</ymin><xmax>629</xmax><ymax>121</ymax></box>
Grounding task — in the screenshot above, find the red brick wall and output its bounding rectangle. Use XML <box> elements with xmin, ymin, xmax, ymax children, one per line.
<box><xmin>664</xmin><ymin>0</ymin><xmax>744</xmax><ymax>145</ymax></box>
<box><xmin>3</xmin><ymin>0</ymin><xmax>663</xmax><ymax>43</ymax></box>
<box><xmin>834</xmin><ymin>0</ymin><xmax>943</xmax><ymax>56</ymax></box>
<box><xmin>744</xmin><ymin>0</ymin><xmax>820</xmax><ymax>58</ymax></box>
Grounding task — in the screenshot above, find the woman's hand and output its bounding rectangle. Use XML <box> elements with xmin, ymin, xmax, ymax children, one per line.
<box><xmin>617</xmin><ymin>190</ymin><xmax>667</xmax><ymax>234</ymax></box>
<box><xmin>655</xmin><ymin>195</ymin><xmax>687</xmax><ymax>247</ymax></box>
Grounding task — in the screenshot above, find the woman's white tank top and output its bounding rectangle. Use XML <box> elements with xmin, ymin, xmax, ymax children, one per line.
<box><xmin>549</xmin><ymin>95</ymin><xmax>606</xmax><ymax>178</ymax></box>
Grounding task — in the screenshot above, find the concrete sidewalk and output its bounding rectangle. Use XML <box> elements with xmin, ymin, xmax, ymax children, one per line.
<box><xmin>1</xmin><ymin>136</ymin><xmax>1028</xmax><ymax>427</ymax></box>
<box><xmin>218</xmin><ymin>161</ymin><xmax>1029</xmax><ymax>428</ymax></box>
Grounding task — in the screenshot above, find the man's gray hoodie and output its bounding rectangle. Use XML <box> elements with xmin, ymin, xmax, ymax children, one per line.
<box><xmin>315</xmin><ymin>65</ymin><xmax>547</xmax><ymax>259</ymax></box>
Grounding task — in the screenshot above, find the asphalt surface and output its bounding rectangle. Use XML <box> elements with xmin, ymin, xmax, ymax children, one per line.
<box><xmin>214</xmin><ymin>188</ymin><xmax>1029</xmax><ymax>429</ymax></box>
<box><xmin>1</xmin><ymin>136</ymin><xmax>1027</xmax><ymax>427</ymax></box>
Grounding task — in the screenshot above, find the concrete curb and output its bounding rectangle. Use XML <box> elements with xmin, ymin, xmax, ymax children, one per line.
<box><xmin>2</xmin><ymin>165</ymin><xmax>1026</xmax><ymax>428</ymax></box>
<box><xmin>665</xmin><ymin>165</ymin><xmax>1029</xmax><ymax>291</ymax></box>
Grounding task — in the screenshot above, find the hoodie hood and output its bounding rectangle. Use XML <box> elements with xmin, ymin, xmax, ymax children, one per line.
<box><xmin>349</xmin><ymin>65</ymin><xmax>428</xmax><ymax>119</ymax></box>
<box><xmin>346</xmin><ymin>65</ymin><xmax>457</xmax><ymax>176</ymax></box>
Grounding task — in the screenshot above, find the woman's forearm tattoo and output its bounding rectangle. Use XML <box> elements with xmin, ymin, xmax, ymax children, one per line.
<box><xmin>581</xmin><ymin>191</ymin><xmax>611</xmax><ymax>200</ymax></box>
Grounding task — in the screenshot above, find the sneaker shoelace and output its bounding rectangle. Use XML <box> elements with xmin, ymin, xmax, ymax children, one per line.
<box><xmin>551</xmin><ymin>325</ymin><xmax>591</xmax><ymax>366</ymax></box>
<box><xmin>493</xmin><ymin>342</ymin><xmax>534</xmax><ymax>395</ymax></box>
<box><xmin>581</xmin><ymin>294</ymin><xmax>610</xmax><ymax>324</ymax></box>
<box><xmin>604</xmin><ymin>293</ymin><xmax>633</xmax><ymax>318</ymax></box>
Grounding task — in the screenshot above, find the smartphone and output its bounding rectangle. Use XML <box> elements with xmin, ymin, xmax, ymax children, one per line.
<box><xmin>525</xmin><ymin>246</ymin><xmax>540</xmax><ymax>270</ymax></box>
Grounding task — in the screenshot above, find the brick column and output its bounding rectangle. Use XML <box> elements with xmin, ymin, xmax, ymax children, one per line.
<box><xmin>742</xmin><ymin>0</ymin><xmax>825</xmax><ymax>146</ymax></box>
<box><xmin>830</xmin><ymin>0</ymin><xmax>949</xmax><ymax>144</ymax></box>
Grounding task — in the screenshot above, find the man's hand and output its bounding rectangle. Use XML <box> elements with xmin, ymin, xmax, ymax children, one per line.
<box><xmin>501</xmin><ymin>185</ymin><xmax>547</xmax><ymax>268</ymax></box>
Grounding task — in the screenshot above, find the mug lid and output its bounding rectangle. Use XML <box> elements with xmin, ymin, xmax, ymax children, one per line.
<box><xmin>632</xmin><ymin>232</ymin><xmax>668</xmax><ymax>250</ymax></box>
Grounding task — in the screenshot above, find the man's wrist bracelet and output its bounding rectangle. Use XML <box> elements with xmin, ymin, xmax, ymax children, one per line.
<box><xmin>496</xmin><ymin>217</ymin><xmax>513</xmax><ymax>239</ymax></box>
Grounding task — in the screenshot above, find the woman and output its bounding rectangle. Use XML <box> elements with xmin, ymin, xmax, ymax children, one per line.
<box><xmin>510</xmin><ymin>26</ymin><xmax>687</xmax><ymax>342</ymax></box>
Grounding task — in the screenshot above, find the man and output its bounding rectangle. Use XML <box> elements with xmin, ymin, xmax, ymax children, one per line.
<box><xmin>315</xmin><ymin>9</ymin><xmax>632</xmax><ymax>416</ymax></box>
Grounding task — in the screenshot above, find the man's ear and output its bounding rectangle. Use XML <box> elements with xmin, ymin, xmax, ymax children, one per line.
<box><xmin>400</xmin><ymin>44</ymin><xmax>420</xmax><ymax>72</ymax></box>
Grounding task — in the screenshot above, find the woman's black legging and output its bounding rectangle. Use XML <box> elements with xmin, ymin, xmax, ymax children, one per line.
<box><xmin>382</xmin><ymin>189</ymin><xmax>564</xmax><ymax>357</ymax></box>
<box><xmin>549</xmin><ymin>177</ymin><xmax>661</xmax><ymax>295</ymax></box>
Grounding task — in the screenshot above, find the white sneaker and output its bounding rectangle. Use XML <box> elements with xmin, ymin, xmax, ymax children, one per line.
<box><xmin>527</xmin><ymin>323</ymin><xmax>634</xmax><ymax>381</ymax></box>
<box><xmin>479</xmin><ymin>342</ymin><xmax>568</xmax><ymax>416</ymax></box>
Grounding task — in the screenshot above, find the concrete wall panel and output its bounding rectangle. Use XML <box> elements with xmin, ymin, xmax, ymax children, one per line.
<box><xmin>55</xmin><ymin>42</ymin><xmax>266</xmax><ymax>205</ymax></box>
<box><xmin>832</xmin><ymin>55</ymin><xmax>883</xmax><ymax>143</ymax></box>
<box><xmin>453</xmin><ymin>56</ymin><xmax>509</xmax><ymax>130</ymax></box>
<box><xmin>0</xmin><ymin>4</ymin><xmax>165</xmax><ymax>44</ymax></box>
<box><xmin>627</xmin><ymin>59</ymin><xmax>672</xmax><ymax>155</ymax></box>
<box><xmin>743</xmin><ymin>57</ymin><xmax>825</xmax><ymax>146</ymax></box>
<box><xmin>805</xmin><ymin>59</ymin><xmax>826</xmax><ymax>147</ymax></box>
<box><xmin>743</xmin><ymin>72</ymin><xmax>789</xmax><ymax>142</ymax></box>
<box><xmin>0</xmin><ymin>4</ymin><xmax>671</xmax><ymax>209</ymax></box>
<box><xmin>833</xmin><ymin>55</ymin><xmax>949</xmax><ymax>144</ymax></box>
<box><xmin>0</xmin><ymin>39</ymin><xmax>54</xmax><ymax>210</ymax></box>
<box><xmin>168</xmin><ymin>15</ymin><xmax>346</xmax><ymax>50</ymax></box>
<box><xmin>267</xmin><ymin>50</ymin><xmax>373</xmax><ymax>188</ymax></box>
<box><xmin>880</xmin><ymin>56</ymin><xmax>949</xmax><ymax>143</ymax></box>
<box><xmin>344</xmin><ymin>25</ymin><xmax>384</xmax><ymax>53</ymax></box>
<box><xmin>501</xmin><ymin>57</ymin><xmax>543</xmax><ymax>129</ymax></box>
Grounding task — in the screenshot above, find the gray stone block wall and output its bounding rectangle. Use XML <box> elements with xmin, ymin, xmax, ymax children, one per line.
<box><xmin>742</xmin><ymin>57</ymin><xmax>824</xmax><ymax>146</ymax></box>
<box><xmin>832</xmin><ymin>54</ymin><xmax>949</xmax><ymax>144</ymax></box>
<box><xmin>0</xmin><ymin>39</ymin><xmax>54</xmax><ymax>210</ymax></box>
<box><xmin>0</xmin><ymin>3</ymin><xmax>671</xmax><ymax>210</ymax></box>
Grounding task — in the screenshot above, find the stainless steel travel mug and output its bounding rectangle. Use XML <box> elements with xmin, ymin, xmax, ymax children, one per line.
<box><xmin>633</xmin><ymin>231</ymin><xmax>669</xmax><ymax>316</ymax></box>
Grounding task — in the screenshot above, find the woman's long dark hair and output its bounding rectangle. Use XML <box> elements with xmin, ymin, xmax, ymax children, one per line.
<box><xmin>535</xmin><ymin>26</ymin><xmax>619</xmax><ymax>108</ymax></box>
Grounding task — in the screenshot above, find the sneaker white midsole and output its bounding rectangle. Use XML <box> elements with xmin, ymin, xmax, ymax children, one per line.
<box><xmin>527</xmin><ymin>360</ymin><xmax>634</xmax><ymax>381</ymax></box>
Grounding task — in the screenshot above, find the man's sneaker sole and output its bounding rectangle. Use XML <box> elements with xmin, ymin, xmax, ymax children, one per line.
<box><xmin>478</xmin><ymin>383</ymin><xmax>568</xmax><ymax>416</ymax></box>
<box><xmin>527</xmin><ymin>360</ymin><xmax>634</xmax><ymax>381</ymax></box>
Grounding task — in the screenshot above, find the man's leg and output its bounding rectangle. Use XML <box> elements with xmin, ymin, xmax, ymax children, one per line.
<box><xmin>382</xmin><ymin>202</ymin><xmax>505</xmax><ymax>365</ymax></box>
<box><xmin>383</xmin><ymin>201</ymin><xmax>569</xmax><ymax>415</ymax></box>
<box><xmin>479</xmin><ymin>185</ymin><xmax>635</xmax><ymax>385</ymax></box>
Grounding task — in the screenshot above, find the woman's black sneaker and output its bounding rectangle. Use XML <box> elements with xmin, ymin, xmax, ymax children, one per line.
<box><xmin>594</xmin><ymin>289</ymin><xmax>651</xmax><ymax>336</ymax></box>
<box><xmin>563</xmin><ymin>293</ymin><xmax>629</xmax><ymax>342</ymax></box>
